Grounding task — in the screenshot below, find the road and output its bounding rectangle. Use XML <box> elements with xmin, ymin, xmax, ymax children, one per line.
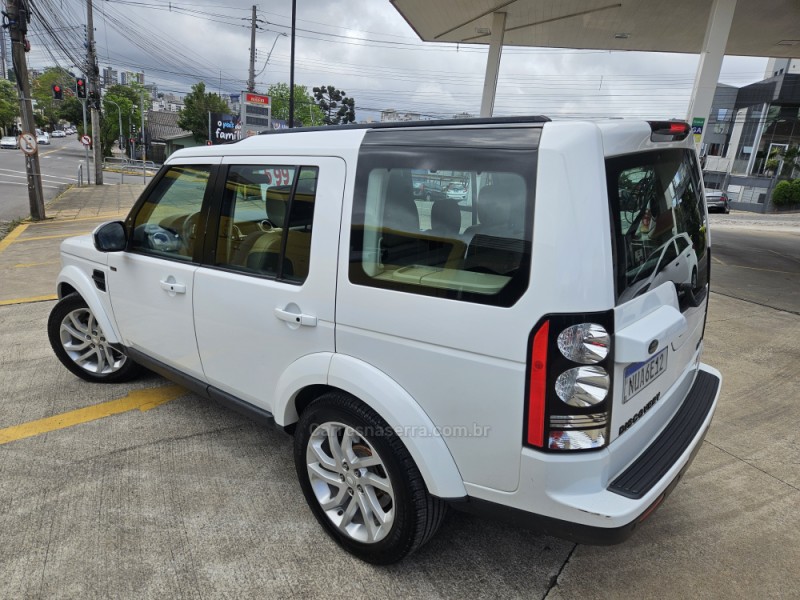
<box><xmin>709</xmin><ymin>220</ymin><xmax>800</xmax><ymax>314</ymax></box>
<box><xmin>0</xmin><ymin>135</ymin><xmax>151</xmax><ymax>222</ymax></box>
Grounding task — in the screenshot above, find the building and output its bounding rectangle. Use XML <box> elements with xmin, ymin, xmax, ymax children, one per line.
<box><xmin>0</xmin><ymin>27</ymin><xmax>10</xmax><ymax>80</ymax></box>
<box><xmin>145</xmin><ymin>110</ymin><xmax>200</xmax><ymax>163</ymax></box>
<box><xmin>380</xmin><ymin>109</ymin><xmax>423</xmax><ymax>122</ymax></box>
<box><xmin>153</xmin><ymin>93</ymin><xmax>184</xmax><ymax>113</ymax></box>
<box><xmin>121</xmin><ymin>71</ymin><xmax>144</xmax><ymax>86</ymax></box>
<box><xmin>102</xmin><ymin>66</ymin><xmax>118</xmax><ymax>87</ymax></box>
<box><xmin>702</xmin><ymin>59</ymin><xmax>800</xmax><ymax>212</ymax></box>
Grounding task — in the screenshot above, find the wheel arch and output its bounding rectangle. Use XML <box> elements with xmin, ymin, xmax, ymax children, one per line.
<box><xmin>56</xmin><ymin>265</ymin><xmax>121</xmax><ymax>344</ymax></box>
<box><xmin>274</xmin><ymin>353</ymin><xmax>467</xmax><ymax>499</ymax></box>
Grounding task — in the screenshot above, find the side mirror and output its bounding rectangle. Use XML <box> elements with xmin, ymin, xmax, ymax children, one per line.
<box><xmin>93</xmin><ymin>221</ymin><xmax>127</xmax><ymax>252</ymax></box>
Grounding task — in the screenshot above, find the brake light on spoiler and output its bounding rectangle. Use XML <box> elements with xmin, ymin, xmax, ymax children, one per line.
<box><xmin>648</xmin><ymin>121</ymin><xmax>691</xmax><ymax>142</ymax></box>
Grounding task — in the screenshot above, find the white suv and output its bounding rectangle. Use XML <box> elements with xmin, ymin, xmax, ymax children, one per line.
<box><xmin>48</xmin><ymin>117</ymin><xmax>721</xmax><ymax>564</ymax></box>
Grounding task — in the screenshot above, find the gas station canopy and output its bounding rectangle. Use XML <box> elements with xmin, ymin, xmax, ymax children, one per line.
<box><xmin>391</xmin><ymin>0</ymin><xmax>800</xmax><ymax>58</ymax></box>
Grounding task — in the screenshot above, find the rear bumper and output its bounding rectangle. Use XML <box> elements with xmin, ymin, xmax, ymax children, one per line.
<box><xmin>451</xmin><ymin>366</ymin><xmax>720</xmax><ymax>545</ymax></box>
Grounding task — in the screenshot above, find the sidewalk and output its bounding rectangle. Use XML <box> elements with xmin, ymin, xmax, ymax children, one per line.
<box><xmin>0</xmin><ymin>184</ymin><xmax>144</xmax><ymax>306</ymax></box>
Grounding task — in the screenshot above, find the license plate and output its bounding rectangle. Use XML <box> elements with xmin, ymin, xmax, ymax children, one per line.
<box><xmin>623</xmin><ymin>348</ymin><xmax>668</xmax><ymax>404</ymax></box>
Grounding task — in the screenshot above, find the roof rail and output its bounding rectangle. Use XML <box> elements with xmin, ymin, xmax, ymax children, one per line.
<box><xmin>257</xmin><ymin>115</ymin><xmax>551</xmax><ymax>136</ymax></box>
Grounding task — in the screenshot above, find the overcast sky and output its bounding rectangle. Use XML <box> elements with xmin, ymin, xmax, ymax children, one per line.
<box><xmin>23</xmin><ymin>0</ymin><xmax>770</xmax><ymax>122</ymax></box>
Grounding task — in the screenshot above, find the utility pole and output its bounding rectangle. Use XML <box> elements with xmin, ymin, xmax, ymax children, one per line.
<box><xmin>86</xmin><ymin>0</ymin><xmax>103</xmax><ymax>185</ymax></box>
<box><xmin>247</xmin><ymin>5</ymin><xmax>256</xmax><ymax>93</ymax></box>
<box><xmin>6</xmin><ymin>0</ymin><xmax>45</xmax><ymax>220</ymax></box>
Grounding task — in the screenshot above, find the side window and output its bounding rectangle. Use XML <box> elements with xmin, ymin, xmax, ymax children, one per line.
<box><xmin>214</xmin><ymin>165</ymin><xmax>318</xmax><ymax>283</ymax></box>
<box><xmin>351</xmin><ymin>164</ymin><xmax>531</xmax><ymax>306</ymax></box>
<box><xmin>130</xmin><ymin>165</ymin><xmax>211</xmax><ymax>260</ymax></box>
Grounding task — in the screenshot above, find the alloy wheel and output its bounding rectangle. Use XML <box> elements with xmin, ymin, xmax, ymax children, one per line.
<box><xmin>58</xmin><ymin>308</ymin><xmax>127</xmax><ymax>375</ymax></box>
<box><xmin>306</xmin><ymin>421</ymin><xmax>395</xmax><ymax>544</ymax></box>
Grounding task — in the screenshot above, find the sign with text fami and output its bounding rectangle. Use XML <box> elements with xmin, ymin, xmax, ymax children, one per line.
<box><xmin>241</xmin><ymin>91</ymin><xmax>272</xmax><ymax>136</ymax></box>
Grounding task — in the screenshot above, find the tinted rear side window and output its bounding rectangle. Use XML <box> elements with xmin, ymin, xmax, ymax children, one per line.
<box><xmin>349</xmin><ymin>130</ymin><xmax>538</xmax><ymax>307</ymax></box>
<box><xmin>606</xmin><ymin>149</ymin><xmax>708</xmax><ymax>305</ymax></box>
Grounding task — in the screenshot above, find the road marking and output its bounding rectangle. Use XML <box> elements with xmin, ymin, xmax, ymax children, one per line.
<box><xmin>716</xmin><ymin>263</ymin><xmax>798</xmax><ymax>276</ymax></box>
<box><xmin>27</xmin><ymin>212</ymin><xmax>127</xmax><ymax>225</ymax></box>
<box><xmin>0</xmin><ymin>179</ymin><xmax>62</xmax><ymax>189</ymax></box>
<box><xmin>0</xmin><ymin>294</ymin><xmax>58</xmax><ymax>306</ymax></box>
<box><xmin>0</xmin><ymin>385</ymin><xmax>186</xmax><ymax>445</ymax></box>
<box><xmin>0</xmin><ymin>168</ymin><xmax>76</xmax><ymax>183</ymax></box>
<box><xmin>13</xmin><ymin>260</ymin><xmax>59</xmax><ymax>268</ymax></box>
<box><xmin>13</xmin><ymin>232</ymin><xmax>79</xmax><ymax>242</ymax></box>
<box><xmin>0</xmin><ymin>223</ymin><xmax>29</xmax><ymax>253</ymax></box>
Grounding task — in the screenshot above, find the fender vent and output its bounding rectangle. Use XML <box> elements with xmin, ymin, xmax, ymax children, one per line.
<box><xmin>92</xmin><ymin>269</ymin><xmax>106</xmax><ymax>292</ymax></box>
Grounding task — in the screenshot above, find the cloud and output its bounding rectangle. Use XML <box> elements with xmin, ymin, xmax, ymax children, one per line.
<box><xmin>23</xmin><ymin>0</ymin><xmax>767</xmax><ymax>122</ymax></box>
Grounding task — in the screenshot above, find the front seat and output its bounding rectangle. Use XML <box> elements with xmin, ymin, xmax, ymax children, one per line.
<box><xmin>430</xmin><ymin>197</ymin><xmax>462</xmax><ymax>238</ymax></box>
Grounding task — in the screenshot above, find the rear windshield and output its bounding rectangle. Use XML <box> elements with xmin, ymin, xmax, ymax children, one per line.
<box><xmin>606</xmin><ymin>149</ymin><xmax>708</xmax><ymax>305</ymax></box>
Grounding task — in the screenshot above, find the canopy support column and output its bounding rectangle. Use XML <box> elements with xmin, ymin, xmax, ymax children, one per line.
<box><xmin>480</xmin><ymin>12</ymin><xmax>507</xmax><ymax>118</ymax></box>
<box><xmin>686</xmin><ymin>0</ymin><xmax>737</xmax><ymax>148</ymax></box>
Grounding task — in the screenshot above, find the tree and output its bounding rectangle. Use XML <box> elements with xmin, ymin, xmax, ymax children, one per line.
<box><xmin>177</xmin><ymin>81</ymin><xmax>229</xmax><ymax>143</ymax></box>
<box><xmin>0</xmin><ymin>80</ymin><xmax>19</xmax><ymax>135</ymax></box>
<box><xmin>31</xmin><ymin>67</ymin><xmax>75</xmax><ymax>129</ymax></box>
<box><xmin>264</xmin><ymin>83</ymin><xmax>324</xmax><ymax>126</ymax></box>
<box><xmin>57</xmin><ymin>97</ymin><xmax>84</xmax><ymax>131</ymax></box>
<box><xmin>312</xmin><ymin>85</ymin><xmax>356</xmax><ymax>125</ymax></box>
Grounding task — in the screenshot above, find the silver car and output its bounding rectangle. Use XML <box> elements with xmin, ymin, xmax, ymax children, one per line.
<box><xmin>0</xmin><ymin>135</ymin><xmax>19</xmax><ymax>149</ymax></box>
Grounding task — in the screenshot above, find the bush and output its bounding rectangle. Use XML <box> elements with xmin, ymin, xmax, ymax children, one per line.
<box><xmin>772</xmin><ymin>179</ymin><xmax>800</xmax><ymax>206</ymax></box>
<box><xmin>792</xmin><ymin>179</ymin><xmax>800</xmax><ymax>202</ymax></box>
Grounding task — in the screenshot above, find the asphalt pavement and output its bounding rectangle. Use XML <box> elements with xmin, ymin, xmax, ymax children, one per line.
<box><xmin>0</xmin><ymin>192</ymin><xmax>798</xmax><ymax>599</ymax></box>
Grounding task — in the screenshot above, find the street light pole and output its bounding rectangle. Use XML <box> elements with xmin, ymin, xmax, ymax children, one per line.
<box><xmin>105</xmin><ymin>99</ymin><xmax>123</xmax><ymax>152</ymax></box>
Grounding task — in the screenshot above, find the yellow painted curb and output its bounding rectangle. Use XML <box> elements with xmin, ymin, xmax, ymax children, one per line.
<box><xmin>0</xmin><ymin>223</ymin><xmax>30</xmax><ymax>253</ymax></box>
<box><xmin>0</xmin><ymin>295</ymin><xmax>58</xmax><ymax>306</ymax></box>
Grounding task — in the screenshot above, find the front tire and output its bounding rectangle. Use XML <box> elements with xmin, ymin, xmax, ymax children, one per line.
<box><xmin>47</xmin><ymin>293</ymin><xmax>141</xmax><ymax>383</ymax></box>
<box><xmin>294</xmin><ymin>392</ymin><xmax>446</xmax><ymax>564</ymax></box>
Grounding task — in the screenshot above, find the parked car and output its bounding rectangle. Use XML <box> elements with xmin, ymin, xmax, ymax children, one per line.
<box><xmin>36</xmin><ymin>132</ymin><xmax>50</xmax><ymax>145</ymax></box>
<box><xmin>0</xmin><ymin>135</ymin><xmax>19</xmax><ymax>149</ymax></box>
<box><xmin>48</xmin><ymin>117</ymin><xmax>721</xmax><ymax>564</ymax></box>
<box><xmin>446</xmin><ymin>184</ymin><xmax>468</xmax><ymax>201</ymax></box>
<box><xmin>704</xmin><ymin>188</ymin><xmax>730</xmax><ymax>213</ymax></box>
<box><xmin>51</xmin><ymin>130</ymin><xmax>66</xmax><ymax>138</ymax></box>
<box><xmin>420</xmin><ymin>181</ymin><xmax>446</xmax><ymax>201</ymax></box>
<box><xmin>619</xmin><ymin>232</ymin><xmax>699</xmax><ymax>303</ymax></box>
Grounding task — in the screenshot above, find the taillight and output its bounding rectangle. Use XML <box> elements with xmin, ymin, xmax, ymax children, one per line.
<box><xmin>525</xmin><ymin>312</ymin><xmax>614</xmax><ymax>451</ymax></box>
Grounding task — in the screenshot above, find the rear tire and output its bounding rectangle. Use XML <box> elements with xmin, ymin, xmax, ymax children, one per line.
<box><xmin>47</xmin><ymin>293</ymin><xmax>141</xmax><ymax>383</ymax></box>
<box><xmin>294</xmin><ymin>391</ymin><xmax>446</xmax><ymax>564</ymax></box>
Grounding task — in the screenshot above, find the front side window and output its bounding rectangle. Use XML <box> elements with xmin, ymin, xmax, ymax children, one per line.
<box><xmin>130</xmin><ymin>165</ymin><xmax>211</xmax><ymax>260</ymax></box>
<box><xmin>350</xmin><ymin>154</ymin><xmax>533</xmax><ymax>306</ymax></box>
<box><xmin>608</xmin><ymin>149</ymin><xmax>708</xmax><ymax>305</ymax></box>
<box><xmin>214</xmin><ymin>165</ymin><xmax>318</xmax><ymax>283</ymax></box>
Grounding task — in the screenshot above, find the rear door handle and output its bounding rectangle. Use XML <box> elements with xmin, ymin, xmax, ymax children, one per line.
<box><xmin>274</xmin><ymin>307</ymin><xmax>317</xmax><ymax>327</ymax></box>
<box><xmin>160</xmin><ymin>279</ymin><xmax>186</xmax><ymax>294</ymax></box>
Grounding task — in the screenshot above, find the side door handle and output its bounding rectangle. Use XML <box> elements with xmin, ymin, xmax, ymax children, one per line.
<box><xmin>160</xmin><ymin>279</ymin><xmax>186</xmax><ymax>294</ymax></box>
<box><xmin>274</xmin><ymin>307</ymin><xmax>317</xmax><ymax>327</ymax></box>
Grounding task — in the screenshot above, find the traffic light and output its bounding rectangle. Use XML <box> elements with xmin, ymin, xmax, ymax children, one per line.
<box><xmin>76</xmin><ymin>78</ymin><xmax>86</xmax><ymax>99</ymax></box>
<box><xmin>52</xmin><ymin>85</ymin><xmax>63</xmax><ymax>100</ymax></box>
